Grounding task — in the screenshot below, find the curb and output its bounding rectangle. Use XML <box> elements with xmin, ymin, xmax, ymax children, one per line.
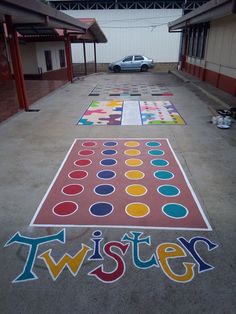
<box><xmin>170</xmin><ymin>70</ymin><xmax>230</xmax><ymax>109</ymax></box>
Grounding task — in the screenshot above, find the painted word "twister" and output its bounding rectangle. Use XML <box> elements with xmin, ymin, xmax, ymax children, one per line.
<box><xmin>4</xmin><ymin>229</ymin><xmax>218</xmax><ymax>284</ymax></box>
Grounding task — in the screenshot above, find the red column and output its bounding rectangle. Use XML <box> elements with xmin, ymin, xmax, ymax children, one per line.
<box><xmin>83</xmin><ymin>41</ymin><xmax>87</xmax><ymax>76</ymax></box>
<box><xmin>64</xmin><ymin>34</ymin><xmax>73</xmax><ymax>83</ymax></box>
<box><xmin>5</xmin><ymin>15</ymin><xmax>29</xmax><ymax>111</ymax></box>
<box><xmin>93</xmin><ymin>42</ymin><xmax>97</xmax><ymax>73</ymax></box>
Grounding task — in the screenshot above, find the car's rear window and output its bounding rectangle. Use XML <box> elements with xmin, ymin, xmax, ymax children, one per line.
<box><xmin>134</xmin><ymin>55</ymin><xmax>144</xmax><ymax>61</ymax></box>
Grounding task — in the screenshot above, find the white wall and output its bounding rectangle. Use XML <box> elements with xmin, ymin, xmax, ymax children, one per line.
<box><xmin>64</xmin><ymin>9</ymin><xmax>182</xmax><ymax>63</ymax></box>
<box><xmin>19</xmin><ymin>42</ymin><xmax>38</xmax><ymax>74</ymax></box>
<box><xmin>35</xmin><ymin>42</ymin><xmax>66</xmax><ymax>73</ymax></box>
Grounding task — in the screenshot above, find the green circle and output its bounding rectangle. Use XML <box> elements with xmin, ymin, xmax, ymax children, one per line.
<box><xmin>154</xmin><ymin>170</ymin><xmax>174</xmax><ymax>180</ymax></box>
<box><xmin>158</xmin><ymin>185</ymin><xmax>180</xmax><ymax>197</ymax></box>
<box><xmin>162</xmin><ymin>203</ymin><xmax>188</xmax><ymax>219</ymax></box>
<box><xmin>151</xmin><ymin>159</ymin><xmax>169</xmax><ymax>167</ymax></box>
<box><xmin>146</xmin><ymin>141</ymin><xmax>161</xmax><ymax>147</ymax></box>
<box><xmin>148</xmin><ymin>150</ymin><xmax>164</xmax><ymax>156</ymax></box>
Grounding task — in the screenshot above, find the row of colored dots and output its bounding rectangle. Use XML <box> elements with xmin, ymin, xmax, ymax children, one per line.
<box><xmin>77</xmin><ymin>149</ymin><xmax>165</xmax><ymax>157</ymax></box>
<box><xmin>53</xmin><ymin>201</ymin><xmax>188</xmax><ymax>219</ymax></box>
<box><xmin>67</xmin><ymin>169</ymin><xmax>175</xmax><ymax>181</ymax></box>
<box><xmin>81</xmin><ymin>141</ymin><xmax>162</xmax><ymax>148</ymax></box>
<box><xmin>61</xmin><ymin>183</ymin><xmax>180</xmax><ymax>197</ymax></box>
<box><xmin>73</xmin><ymin>158</ymin><xmax>171</xmax><ymax>168</ymax></box>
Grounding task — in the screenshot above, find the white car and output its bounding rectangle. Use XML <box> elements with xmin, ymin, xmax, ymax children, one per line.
<box><xmin>109</xmin><ymin>55</ymin><xmax>155</xmax><ymax>73</ymax></box>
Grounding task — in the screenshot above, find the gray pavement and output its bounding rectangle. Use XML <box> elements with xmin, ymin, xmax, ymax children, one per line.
<box><xmin>0</xmin><ymin>72</ymin><xmax>236</xmax><ymax>314</ymax></box>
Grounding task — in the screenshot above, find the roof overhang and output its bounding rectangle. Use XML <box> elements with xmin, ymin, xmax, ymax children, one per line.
<box><xmin>0</xmin><ymin>0</ymin><xmax>87</xmax><ymax>34</ymax></box>
<box><xmin>168</xmin><ymin>0</ymin><xmax>236</xmax><ymax>31</ymax></box>
<box><xmin>72</xmin><ymin>18</ymin><xmax>107</xmax><ymax>43</ymax></box>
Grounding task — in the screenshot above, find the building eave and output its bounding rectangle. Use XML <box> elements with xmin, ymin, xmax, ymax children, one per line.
<box><xmin>168</xmin><ymin>0</ymin><xmax>236</xmax><ymax>31</ymax></box>
<box><xmin>0</xmin><ymin>0</ymin><xmax>87</xmax><ymax>32</ymax></box>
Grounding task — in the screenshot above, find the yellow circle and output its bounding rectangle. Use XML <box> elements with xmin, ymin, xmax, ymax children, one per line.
<box><xmin>126</xmin><ymin>184</ymin><xmax>147</xmax><ymax>196</ymax></box>
<box><xmin>125</xmin><ymin>203</ymin><xmax>150</xmax><ymax>218</ymax></box>
<box><xmin>125</xmin><ymin>159</ymin><xmax>143</xmax><ymax>167</ymax></box>
<box><xmin>125</xmin><ymin>170</ymin><xmax>144</xmax><ymax>180</ymax></box>
<box><xmin>124</xmin><ymin>149</ymin><xmax>141</xmax><ymax>156</ymax></box>
<box><xmin>124</xmin><ymin>141</ymin><xmax>140</xmax><ymax>147</ymax></box>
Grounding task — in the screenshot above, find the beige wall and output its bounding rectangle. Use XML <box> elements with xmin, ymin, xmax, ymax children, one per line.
<box><xmin>20</xmin><ymin>42</ymin><xmax>38</xmax><ymax>74</ymax></box>
<box><xmin>206</xmin><ymin>14</ymin><xmax>236</xmax><ymax>78</ymax></box>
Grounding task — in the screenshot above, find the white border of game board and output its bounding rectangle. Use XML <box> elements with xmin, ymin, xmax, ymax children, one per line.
<box><xmin>30</xmin><ymin>138</ymin><xmax>212</xmax><ymax>231</ymax></box>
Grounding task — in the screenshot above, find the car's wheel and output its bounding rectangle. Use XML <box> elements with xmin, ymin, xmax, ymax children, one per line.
<box><xmin>141</xmin><ymin>64</ymin><xmax>148</xmax><ymax>72</ymax></box>
<box><xmin>113</xmin><ymin>65</ymin><xmax>121</xmax><ymax>73</ymax></box>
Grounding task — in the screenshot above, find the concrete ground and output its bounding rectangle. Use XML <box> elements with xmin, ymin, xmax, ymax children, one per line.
<box><xmin>0</xmin><ymin>72</ymin><xmax>235</xmax><ymax>314</ymax></box>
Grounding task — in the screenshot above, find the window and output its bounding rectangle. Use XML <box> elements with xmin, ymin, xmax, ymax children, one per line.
<box><xmin>193</xmin><ymin>28</ymin><xmax>199</xmax><ymax>57</ymax></box>
<box><xmin>44</xmin><ymin>50</ymin><xmax>52</xmax><ymax>71</ymax></box>
<box><xmin>200</xmin><ymin>25</ymin><xmax>208</xmax><ymax>59</ymax></box>
<box><xmin>187</xmin><ymin>24</ymin><xmax>208</xmax><ymax>59</ymax></box>
<box><xmin>188</xmin><ymin>29</ymin><xmax>194</xmax><ymax>57</ymax></box>
<box><xmin>123</xmin><ymin>56</ymin><xmax>133</xmax><ymax>62</ymax></box>
<box><xmin>59</xmin><ymin>49</ymin><xmax>65</xmax><ymax>68</ymax></box>
<box><xmin>134</xmin><ymin>55</ymin><xmax>144</xmax><ymax>61</ymax></box>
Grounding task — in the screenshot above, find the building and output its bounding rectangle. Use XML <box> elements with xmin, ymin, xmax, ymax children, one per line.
<box><xmin>49</xmin><ymin>0</ymin><xmax>210</xmax><ymax>71</ymax></box>
<box><xmin>169</xmin><ymin>0</ymin><xmax>236</xmax><ymax>96</ymax></box>
<box><xmin>0</xmin><ymin>0</ymin><xmax>106</xmax><ymax>122</ymax></box>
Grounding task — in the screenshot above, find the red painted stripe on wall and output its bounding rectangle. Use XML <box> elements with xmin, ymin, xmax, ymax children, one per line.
<box><xmin>184</xmin><ymin>62</ymin><xmax>236</xmax><ymax>96</ymax></box>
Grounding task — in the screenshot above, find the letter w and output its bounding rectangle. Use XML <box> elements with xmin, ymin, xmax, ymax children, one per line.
<box><xmin>38</xmin><ymin>244</ymin><xmax>91</xmax><ymax>280</ymax></box>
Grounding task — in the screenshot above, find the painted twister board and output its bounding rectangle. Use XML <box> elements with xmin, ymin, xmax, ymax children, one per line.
<box><xmin>31</xmin><ymin>139</ymin><xmax>211</xmax><ymax>230</ymax></box>
<box><xmin>78</xmin><ymin>101</ymin><xmax>185</xmax><ymax>125</ymax></box>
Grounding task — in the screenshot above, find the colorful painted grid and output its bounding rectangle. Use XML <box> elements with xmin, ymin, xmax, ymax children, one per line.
<box><xmin>140</xmin><ymin>101</ymin><xmax>186</xmax><ymax>125</ymax></box>
<box><xmin>78</xmin><ymin>100</ymin><xmax>123</xmax><ymax>125</ymax></box>
<box><xmin>89</xmin><ymin>84</ymin><xmax>173</xmax><ymax>97</ymax></box>
<box><xmin>31</xmin><ymin>139</ymin><xmax>211</xmax><ymax>230</ymax></box>
<box><xmin>78</xmin><ymin>101</ymin><xmax>185</xmax><ymax>125</ymax></box>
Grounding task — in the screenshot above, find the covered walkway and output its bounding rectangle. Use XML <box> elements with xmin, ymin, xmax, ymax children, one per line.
<box><xmin>0</xmin><ymin>0</ymin><xmax>107</xmax><ymax>123</ymax></box>
<box><xmin>0</xmin><ymin>80</ymin><xmax>67</xmax><ymax>122</ymax></box>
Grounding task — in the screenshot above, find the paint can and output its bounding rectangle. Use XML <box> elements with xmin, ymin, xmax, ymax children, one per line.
<box><xmin>223</xmin><ymin>116</ymin><xmax>231</xmax><ymax>126</ymax></box>
<box><xmin>212</xmin><ymin>116</ymin><xmax>218</xmax><ymax>125</ymax></box>
<box><xmin>217</xmin><ymin>116</ymin><xmax>224</xmax><ymax>126</ymax></box>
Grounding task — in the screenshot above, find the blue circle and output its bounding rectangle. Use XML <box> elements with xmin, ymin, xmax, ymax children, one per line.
<box><xmin>148</xmin><ymin>150</ymin><xmax>165</xmax><ymax>156</ymax></box>
<box><xmin>102</xmin><ymin>149</ymin><xmax>117</xmax><ymax>155</ymax></box>
<box><xmin>154</xmin><ymin>170</ymin><xmax>174</xmax><ymax>180</ymax></box>
<box><xmin>90</xmin><ymin>203</ymin><xmax>113</xmax><ymax>217</ymax></box>
<box><xmin>93</xmin><ymin>230</ymin><xmax>102</xmax><ymax>237</ymax></box>
<box><xmin>94</xmin><ymin>184</ymin><xmax>115</xmax><ymax>195</ymax></box>
<box><xmin>100</xmin><ymin>159</ymin><xmax>117</xmax><ymax>166</ymax></box>
<box><xmin>162</xmin><ymin>203</ymin><xmax>188</xmax><ymax>219</ymax></box>
<box><xmin>151</xmin><ymin>159</ymin><xmax>169</xmax><ymax>167</ymax></box>
<box><xmin>157</xmin><ymin>185</ymin><xmax>180</xmax><ymax>197</ymax></box>
<box><xmin>146</xmin><ymin>141</ymin><xmax>161</xmax><ymax>147</ymax></box>
<box><xmin>97</xmin><ymin>170</ymin><xmax>116</xmax><ymax>180</ymax></box>
<box><xmin>103</xmin><ymin>141</ymin><xmax>118</xmax><ymax>147</ymax></box>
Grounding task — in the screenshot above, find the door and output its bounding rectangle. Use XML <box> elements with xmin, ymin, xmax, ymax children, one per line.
<box><xmin>132</xmin><ymin>55</ymin><xmax>144</xmax><ymax>70</ymax></box>
<box><xmin>121</xmin><ymin>56</ymin><xmax>133</xmax><ymax>70</ymax></box>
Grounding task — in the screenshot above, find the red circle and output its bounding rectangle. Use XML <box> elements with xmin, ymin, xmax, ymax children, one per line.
<box><xmin>82</xmin><ymin>141</ymin><xmax>97</xmax><ymax>147</ymax></box>
<box><xmin>53</xmin><ymin>201</ymin><xmax>78</xmax><ymax>216</ymax></box>
<box><xmin>69</xmin><ymin>170</ymin><xmax>87</xmax><ymax>179</ymax></box>
<box><xmin>78</xmin><ymin>150</ymin><xmax>94</xmax><ymax>156</ymax></box>
<box><xmin>62</xmin><ymin>184</ymin><xmax>84</xmax><ymax>195</ymax></box>
<box><xmin>74</xmin><ymin>159</ymin><xmax>92</xmax><ymax>167</ymax></box>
